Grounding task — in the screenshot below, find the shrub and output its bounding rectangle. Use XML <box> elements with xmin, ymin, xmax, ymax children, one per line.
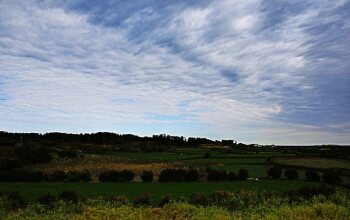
<box><xmin>285</xmin><ymin>185</ymin><xmax>335</xmax><ymax>200</ymax></box>
<box><xmin>0</xmin><ymin>170</ymin><xmax>46</xmax><ymax>182</ymax></box>
<box><xmin>98</xmin><ymin>170</ymin><xmax>134</xmax><ymax>182</ymax></box>
<box><xmin>190</xmin><ymin>193</ymin><xmax>207</xmax><ymax>206</ymax></box>
<box><xmin>227</xmin><ymin>172</ymin><xmax>238</xmax><ymax>181</ymax></box>
<box><xmin>212</xmin><ymin>191</ymin><xmax>232</xmax><ymax>204</ymax></box>
<box><xmin>185</xmin><ymin>168</ymin><xmax>200</xmax><ymax>181</ymax></box>
<box><xmin>49</xmin><ymin>170</ymin><xmax>67</xmax><ymax>182</ymax></box>
<box><xmin>105</xmin><ymin>195</ymin><xmax>129</xmax><ymax>205</ymax></box>
<box><xmin>267</xmin><ymin>167</ymin><xmax>282</xmax><ymax>179</ymax></box>
<box><xmin>141</xmin><ymin>170</ymin><xmax>153</xmax><ymax>182</ymax></box>
<box><xmin>66</xmin><ymin>170</ymin><xmax>91</xmax><ymax>182</ymax></box>
<box><xmin>0</xmin><ymin>191</ymin><xmax>26</xmax><ymax>210</ymax></box>
<box><xmin>322</xmin><ymin>171</ymin><xmax>342</xmax><ymax>184</ymax></box>
<box><xmin>238</xmin><ymin>169</ymin><xmax>249</xmax><ymax>180</ymax></box>
<box><xmin>203</xmin><ymin>153</ymin><xmax>210</xmax><ymax>158</ymax></box>
<box><xmin>158</xmin><ymin>194</ymin><xmax>173</xmax><ymax>207</ymax></box>
<box><xmin>158</xmin><ymin>169</ymin><xmax>187</xmax><ymax>182</ymax></box>
<box><xmin>58</xmin><ymin>150</ymin><xmax>78</xmax><ymax>159</ymax></box>
<box><xmin>285</xmin><ymin>169</ymin><xmax>298</xmax><ymax>180</ymax></box>
<box><xmin>16</xmin><ymin>146</ymin><xmax>53</xmax><ymax>164</ymax></box>
<box><xmin>0</xmin><ymin>159</ymin><xmax>23</xmax><ymax>171</ymax></box>
<box><xmin>58</xmin><ymin>191</ymin><xmax>79</xmax><ymax>203</ymax></box>
<box><xmin>207</xmin><ymin>170</ymin><xmax>226</xmax><ymax>181</ymax></box>
<box><xmin>133</xmin><ymin>192</ymin><xmax>150</xmax><ymax>206</ymax></box>
<box><xmin>37</xmin><ymin>193</ymin><xmax>56</xmax><ymax>208</ymax></box>
<box><xmin>305</xmin><ymin>171</ymin><xmax>320</xmax><ymax>182</ymax></box>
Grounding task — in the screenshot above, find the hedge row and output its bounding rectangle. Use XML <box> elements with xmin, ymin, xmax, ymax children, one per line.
<box><xmin>0</xmin><ymin>170</ymin><xmax>91</xmax><ymax>182</ymax></box>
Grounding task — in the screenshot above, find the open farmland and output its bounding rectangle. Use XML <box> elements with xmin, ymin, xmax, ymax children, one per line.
<box><xmin>0</xmin><ymin>180</ymin><xmax>320</xmax><ymax>203</ymax></box>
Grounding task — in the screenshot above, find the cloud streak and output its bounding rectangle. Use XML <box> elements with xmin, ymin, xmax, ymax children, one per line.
<box><xmin>0</xmin><ymin>0</ymin><xmax>349</xmax><ymax>144</ymax></box>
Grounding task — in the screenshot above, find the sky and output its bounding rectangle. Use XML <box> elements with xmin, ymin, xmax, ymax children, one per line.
<box><xmin>0</xmin><ymin>0</ymin><xmax>349</xmax><ymax>145</ymax></box>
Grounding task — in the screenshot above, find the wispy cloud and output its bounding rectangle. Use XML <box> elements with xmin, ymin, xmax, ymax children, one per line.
<box><xmin>0</xmin><ymin>0</ymin><xmax>349</xmax><ymax>144</ymax></box>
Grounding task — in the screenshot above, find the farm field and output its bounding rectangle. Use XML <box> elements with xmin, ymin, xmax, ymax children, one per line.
<box><xmin>0</xmin><ymin>180</ymin><xmax>320</xmax><ymax>203</ymax></box>
<box><xmin>272</xmin><ymin>157</ymin><xmax>350</xmax><ymax>170</ymax></box>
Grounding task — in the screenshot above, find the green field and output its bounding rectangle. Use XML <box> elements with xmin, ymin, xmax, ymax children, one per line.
<box><xmin>0</xmin><ymin>180</ymin><xmax>319</xmax><ymax>203</ymax></box>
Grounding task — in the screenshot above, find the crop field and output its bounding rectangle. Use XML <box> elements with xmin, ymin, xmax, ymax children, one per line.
<box><xmin>272</xmin><ymin>157</ymin><xmax>350</xmax><ymax>170</ymax></box>
<box><xmin>0</xmin><ymin>180</ymin><xmax>320</xmax><ymax>203</ymax></box>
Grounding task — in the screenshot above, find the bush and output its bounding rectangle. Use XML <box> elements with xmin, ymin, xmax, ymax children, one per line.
<box><xmin>66</xmin><ymin>170</ymin><xmax>91</xmax><ymax>182</ymax></box>
<box><xmin>185</xmin><ymin>168</ymin><xmax>200</xmax><ymax>181</ymax></box>
<box><xmin>0</xmin><ymin>191</ymin><xmax>26</xmax><ymax>210</ymax></box>
<box><xmin>190</xmin><ymin>193</ymin><xmax>207</xmax><ymax>206</ymax></box>
<box><xmin>0</xmin><ymin>170</ymin><xmax>46</xmax><ymax>182</ymax></box>
<box><xmin>227</xmin><ymin>172</ymin><xmax>238</xmax><ymax>181</ymax></box>
<box><xmin>105</xmin><ymin>195</ymin><xmax>129</xmax><ymax>205</ymax></box>
<box><xmin>203</xmin><ymin>153</ymin><xmax>210</xmax><ymax>158</ymax></box>
<box><xmin>267</xmin><ymin>167</ymin><xmax>282</xmax><ymax>179</ymax></box>
<box><xmin>49</xmin><ymin>170</ymin><xmax>67</xmax><ymax>182</ymax></box>
<box><xmin>211</xmin><ymin>191</ymin><xmax>232</xmax><ymax>204</ymax></box>
<box><xmin>37</xmin><ymin>193</ymin><xmax>56</xmax><ymax>208</ymax></box>
<box><xmin>0</xmin><ymin>159</ymin><xmax>23</xmax><ymax>171</ymax></box>
<box><xmin>284</xmin><ymin>185</ymin><xmax>335</xmax><ymax>200</ymax></box>
<box><xmin>158</xmin><ymin>169</ymin><xmax>187</xmax><ymax>182</ymax></box>
<box><xmin>16</xmin><ymin>146</ymin><xmax>53</xmax><ymax>164</ymax></box>
<box><xmin>58</xmin><ymin>191</ymin><xmax>79</xmax><ymax>203</ymax></box>
<box><xmin>158</xmin><ymin>194</ymin><xmax>173</xmax><ymax>207</ymax></box>
<box><xmin>98</xmin><ymin>170</ymin><xmax>134</xmax><ymax>182</ymax></box>
<box><xmin>133</xmin><ymin>192</ymin><xmax>150</xmax><ymax>206</ymax></box>
<box><xmin>322</xmin><ymin>171</ymin><xmax>342</xmax><ymax>184</ymax></box>
<box><xmin>141</xmin><ymin>170</ymin><xmax>153</xmax><ymax>182</ymax></box>
<box><xmin>207</xmin><ymin>170</ymin><xmax>226</xmax><ymax>181</ymax></box>
<box><xmin>285</xmin><ymin>169</ymin><xmax>298</xmax><ymax>180</ymax></box>
<box><xmin>58</xmin><ymin>150</ymin><xmax>78</xmax><ymax>159</ymax></box>
<box><xmin>305</xmin><ymin>171</ymin><xmax>320</xmax><ymax>182</ymax></box>
<box><xmin>238</xmin><ymin>169</ymin><xmax>249</xmax><ymax>180</ymax></box>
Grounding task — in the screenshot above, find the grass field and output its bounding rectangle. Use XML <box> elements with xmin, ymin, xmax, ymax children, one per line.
<box><xmin>0</xmin><ymin>180</ymin><xmax>320</xmax><ymax>203</ymax></box>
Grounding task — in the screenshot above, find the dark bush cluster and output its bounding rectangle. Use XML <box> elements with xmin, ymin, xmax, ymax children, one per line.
<box><xmin>284</xmin><ymin>185</ymin><xmax>335</xmax><ymax>200</ymax></box>
<box><xmin>16</xmin><ymin>147</ymin><xmax>53</xmax><ymax>164</ymax></box>
<box><xmin>207</xmin><ymin>170</ymin><xmax>227</xmax><ymax>181</ymax></box>
<box><xmin>105</xmin><ymin>195</ymin><xmax>129</xmax><ymax>205</ymax></box>
<box><xmin>140</xmin><ymin>170</ymin><xmax>153</xmax><ymax>182</ymax></box>
<box><xmin>98</xmin><ymin>170</ymin><xmax>135</xmax><ymax>182</ymax></box>
<box><xmin>0</xmin><ymin>191</ymin><xmax>26</xmax><ymax>211</ymax></box>
<box><xmin>158</xmin><ymin>194</ymin><xmax>174</xmax><ymax>207</ymax></box>
<box><xmin>58</xmin><ymin>150</ymin><xmax>78</xmax><ymax>159</ymax></box>
<box><xmin>227</xmin><ymin>172</ymin><xmax>238</xmax><ymax>181</ymax></box>
<box><xmin>305</xmin><ymin>171</ymin><xmax>320</xmax><ymax>182</ymax></box>
<box><xmin>37</xmin><ymin>193</ymin><xmax>56</xmax><ymax>208</ymax></box>
<box><xmin>133</xmin><ymin>192</ymin><xmax>150</xmax><ymax>206</ymax></box>
<box><xmin>284</xmin><ymin>169</ymin><xmax>298</xmax><ymax>180</ymax></box>
<box><xmin>322</xmin><ymin>171</ymin><xmax>342</xmax><ymax>184</ymax></box>
<box><xmin>48</xmin><ymin>170</ymin><xmax>67</xmax><ymax>182</ymax></box>
<box><xmin>66</xmin><ymin>170</ymin><xmax>92</xmax><ymax>182</ymax></box>
<box><xmin>267</xmin><ymin>167</ymin><xmax>282</xmax><ymax>179</ymax></box>
<box><xmin>189</xmin><ymin>193</ymin><xmax>207</xmax><ymax>206</ymax></box>
<box><xmin>0</xmin><ymin>159</ymin><xmax>23</xmax><ymax>171</ymax></box>
<box><xmin>0</xmin><ymin>170</ymin><xmax>46</xmax><ymax>182</ymax></box>
<box><xmin>158</xmin><ymin>168</ymin><xmax>199</xmax><ymax>182</ymax></box>
<box><xmin>238</xmin><ymin>169</ymin><xmax>249</xmax><ymax>180</ymax></box>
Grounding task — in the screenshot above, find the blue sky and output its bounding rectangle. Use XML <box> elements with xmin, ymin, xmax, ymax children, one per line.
<box><xmin>0</xmin><ymin>0</ymin><xmax>349</xmax><ymax>145</ymax></box>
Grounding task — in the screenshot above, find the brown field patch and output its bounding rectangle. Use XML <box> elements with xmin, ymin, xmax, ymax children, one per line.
<box><xmin>26</xmin><ymin>154</ymin><xmax>181</xmax><ymax>181</ymax></box>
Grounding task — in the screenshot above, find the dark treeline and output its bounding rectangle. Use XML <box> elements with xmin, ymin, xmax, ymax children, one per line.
<box><xmin>0</xmin><ymin>131</ymin><xmax>240</xmax><ymax>148</ymax></box>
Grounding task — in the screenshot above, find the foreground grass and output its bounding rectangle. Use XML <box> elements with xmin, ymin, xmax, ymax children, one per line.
<box><xmin>0</xmin><ymin>180</ymin><xmax>320</xmax><ymax>203</ymax></box>
<box><xmin>1</xmin><ymin>192</ymin><xmax>349</xmax><ymax>220</ymax></box>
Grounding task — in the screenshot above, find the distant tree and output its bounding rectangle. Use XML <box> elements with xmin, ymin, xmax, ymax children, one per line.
<box><xmin>141</xmin><ymin>171</ymin><xmax>153</xmax><ymax>182</ymax></box>
<box><xmin>305</xmin><ymin>171</ymin><xmax>320</xmax><ymax>182</ymax></box>
<box><xmin>238</xmin><ymin>169</ymin><xmax>249</xmax><ymax>180</ymax></box>
<box><xmin>227</xmin><ymin>172</ymin><xmax>238</xmax><ymax>181</ymax></box>
<box><xmin>285</xmin><ymin>169</ymin><xmax>298</xmax><ymax>180</ymax></box>
<box><xmin>267</xmin><ymin>167</ymin><xmax>282</xmax><ymax>179</ymax></box>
